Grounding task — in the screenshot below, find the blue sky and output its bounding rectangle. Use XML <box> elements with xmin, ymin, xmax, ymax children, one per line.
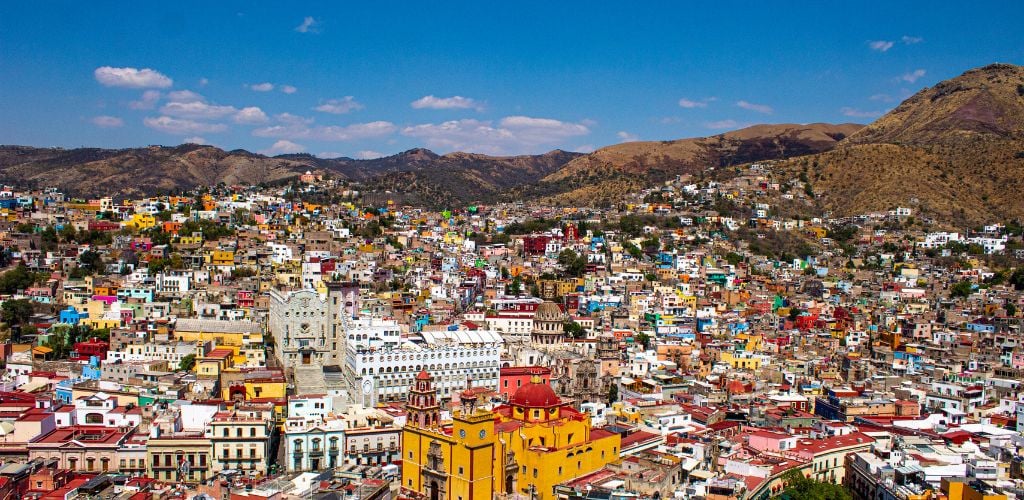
<box><xmin>1</xmin><ymin>2</ymin><xmax>1022</xmax><ymax>158</ymax></box>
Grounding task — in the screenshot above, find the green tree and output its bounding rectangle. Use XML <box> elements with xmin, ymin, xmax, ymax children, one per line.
<box><xmin>950</xmin><ymin>280</ymin><xmax>973</xmax><ymax>298</ymax></box>
<box><xmin>507</xmin><ymin>276</ymin><xmax>522</xmax><ymax>296</ymax></box>
<box><xmin>608</xmin><ymin>384</ymin><xmax>619</xmax><ymax>403</ymax></box>
<box><xmin>1</xmin><ymin>299</ymin><xmax>34</xmax><ymax>329</ymax></box>
<box><xmin>563</xmin><ymin>321</ymin><xmax>586</xmax><ymax>339</ymax></box>
<box><xmin>179</xmin><ymin>354</ymin><xmax>197</xmax><ymax>372</ymax></box>
<box><xmin>780</xmin><ymin>470</ymin><xmax>852</xmax><ymax>500</ymax></box>
<box><xmin>634</xmin><ymin>331</ymin><xmax>651</xmax><ymax>350</ymax></box>
<box><xmin>1010</xmin><ymin>269</ymin><xmax>1024</xmax><ymax>291</ymax></box>
<box><xmin>0</xmin><ymin>265</ymin><xmax>36</xmax><ymax>293</ymax></box>
<box><xmin>79</xmin><ymin>250</ymin><xmax>104</xmax><ymax>273</ymax></box>
<box><xmin>557</xmin><ymin>249</ymin><xmax>587</xmax><ymax>278</ymax></box>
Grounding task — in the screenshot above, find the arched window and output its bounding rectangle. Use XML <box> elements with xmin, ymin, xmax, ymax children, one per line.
<box><xmin>84</xmin><ymin>413</ymin><xmax>103</xmax><ymax>424</ymax></box>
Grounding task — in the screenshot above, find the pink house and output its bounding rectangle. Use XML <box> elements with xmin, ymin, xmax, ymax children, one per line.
<box><xmin>747</xmin><ymin>430</ymin><xmax>798</xmax><ymax>453</ymax></box>
<box><xmin>1011</xmin><ymin>351</ymin><xmax>1024</xmax><ymax>370</ymax></box>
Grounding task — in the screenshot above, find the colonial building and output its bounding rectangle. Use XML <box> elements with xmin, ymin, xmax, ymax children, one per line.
<box><xmin>27</xmin><ymin>426</ymin><xmax>134</xmax><ymax>473</ymax></box>
<box><xmin>207</xmin><ymin>407</ymin><xmax>274</xmax><ymax>474</ymax></box>
<box><xmin>347</xmin><ymin>329</ymin><xmax>502</xmax><ymax>405</ymax></box>
<box><xmin>402</xmin><ymin>371</ymin><xmax>620</xmax><ymax>500</ymax></box>
<box><xmin>268</xmin><ymin>282</ymin><xmax>360</xmax><ymax>368</ymax></box>
<box><xmin>531</xmin><ymin>301</ymin><xmax>566</xmax><ymax>345</ymax></box>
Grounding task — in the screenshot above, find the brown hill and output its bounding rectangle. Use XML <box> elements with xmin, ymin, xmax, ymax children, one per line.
<box><xmin>278</xmin><ymin>148</ymin><xmax>580</xmax><ymax>206</ymax></box>
<box><xmin>0</xmin><ymin>144</ymin><xmax>581</xmax><ymax>203</ymax></box>
<box><xmin>0</xmin><ymin>144</ymin><xmax>310</xmax><ymax>197</ymax></box>
<box><xmin>780</xmin><ymin>63</ymin><xmax>1024</xmax><ymax>225</ymax></box>
<box><xmin>528</xmin><ymin>123</ymin><xmax>862</xmax><ymax>205</ymax></box>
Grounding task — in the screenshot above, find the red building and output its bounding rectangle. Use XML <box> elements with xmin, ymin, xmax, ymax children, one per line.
<box><xmin>498</xmin><ymin>366</ymin><xmax>551</xmax><ymax>401</ymax></box>
<box><xmin>236</xmin><ymin>290</ymin><xmax>255</xmax><ymax>309</ymax></box>
<box><xmin>522</xmin><ymin>235</ymin><xmax>551</xmax><ymax>255</ymax></box>
<box><xmin>70</xmin><ymin>338</ymin><xmax>110</xmax><ymax>362</ymax></box>
<box><xmin>87</xmin><ymin>221</ymin><xmax>121</xmax><ymax>232</ymax></box>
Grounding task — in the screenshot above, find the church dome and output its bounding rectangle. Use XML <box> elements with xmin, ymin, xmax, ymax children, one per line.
<box><xmin>534</xmin><ymin>301</ymin><xmax>564</xmax><ymax>323</ymax></box>
<box><xmin>509</xmin><ymin>379</ymin><xmax>561</xmax><ymax>408</ymax></box>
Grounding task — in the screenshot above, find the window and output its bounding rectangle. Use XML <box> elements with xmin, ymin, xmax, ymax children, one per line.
<box><xmin>223</xmin><ymin>428</ymin><xmax>229</xmax><ymax>437</ymax></box>
<box><xmin>250</xmin><ymin>427</ymin><xmax>257</xmax><ymax>437</ymax></box>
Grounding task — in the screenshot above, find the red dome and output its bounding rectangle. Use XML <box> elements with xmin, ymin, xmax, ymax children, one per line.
<box><xmin>509</xmin><ymin>380</ymin><xmax>561</xmax><ymax>408</ymax></box>
<box><xmin>415</xmin><ymin>370</ymin><xmax>432</xmax><ymax>380</ymax></box>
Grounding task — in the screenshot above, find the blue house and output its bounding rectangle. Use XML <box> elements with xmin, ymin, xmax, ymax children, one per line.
<box><xmin>59</xmin><ymin>306</ymin><xmax>88</xmax><ymax>325</ymax></box>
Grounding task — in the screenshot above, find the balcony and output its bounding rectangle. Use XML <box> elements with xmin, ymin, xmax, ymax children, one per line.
<box><xmin>309</xmin><ymin>449</ymin><xmax>324</xmax><ymax>458</ymax></box>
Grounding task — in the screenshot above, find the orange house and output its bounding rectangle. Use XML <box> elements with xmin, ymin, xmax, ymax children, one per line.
<box><xmin>162</xmin><ymin>221</ymin><xmax>183</xmax><ymax>234</ymax></box>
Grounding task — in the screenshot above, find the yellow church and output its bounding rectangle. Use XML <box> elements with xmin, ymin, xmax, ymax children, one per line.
<box><xmin>402</xmin><ymin>371</ymin><xmax>620</xmax><ymax>500</ymax></box>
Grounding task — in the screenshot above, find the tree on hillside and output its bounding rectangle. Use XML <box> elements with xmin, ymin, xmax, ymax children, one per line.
<box><xmin>779</xmin><ymin>470</ymin><xmax>852</xmax><ymax>500</ymax></box>
<box><xmin>0</xmin><ymin>265</ymin><xmax>36</xmax><ymax>293</ymax></box>
<box><xmin>950</xmin><ymin>280</ymin><xmax>974</xmax><ymax>298</ymax></box>
<box><xmin>563</xmin><ymin>321</ymin><xmax>586</xmax><ymax>339</ymax></box>
<box><xmin>634</xmin><ymin>331</ymin><xmax>651</xmax><ymax>350</ymax></box>
<box><xmin>179</xmin><ymin>354</ymin><xmax>197</xmax><ymax>372</ymax></box>
<box><xmin>1</xmin><ymin>299</ymin><xmax>34</xmax><ymax>328</ymax></box>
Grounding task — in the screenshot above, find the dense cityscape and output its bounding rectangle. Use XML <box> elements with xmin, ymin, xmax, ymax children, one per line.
<box><xmin>4</xmin><ymin>3</ymin><xmax>1024</xmax><ymax>500</ymax></box>
<box><xmin>0</xmin><ymin>163</ymin><xmax>1020</xmax><ymax>500</ymax></box>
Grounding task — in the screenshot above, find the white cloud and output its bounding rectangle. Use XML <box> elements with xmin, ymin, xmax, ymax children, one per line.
<box><xmin>250</xmin><ymin>82</ymin><xmax>274</xmax><ymax>92</ymax></box>
<box><xmin>253</xmin><ymin>119</ymin><xmax>396</xmax><ymax>142</ymax></box>
<box><xmin>401</xmin><ymin>115</ymin><xmax>590</xmax><ymax>155</ymax></box>
<box><xmin>705</xmin><ymin>119</ymin><xmax>739</xmax><ymax>129</ymax></box>
<box><xmin>868</xmin><ymin>40</ymin><xmax>894</xmax><ymax>52</ymax></box>
<box><xmin>144</xmin><ymin>116</ymin><xmax>228</xmax><ymax>135</ymax></box>
<box><xmin>128</xmin><ymin>90</ymin><xmax>161</xmax><ymax>110</ymax></box>
<box><xmin>160</xmin><ymin>100</ymin><xmax>237</xmax><ymax>120</ymax></box>
<box><xmin>91</xmin><ymin>115</ymin><xmax>124</xmax><ymax>128</ymax></box>
<box><xmin>678</xmin><ymin>98</ymin><xmax>708</xmax><ymax>109</ymax></box>
<box><xmin>280</xmin><ymin>85</ymin><xmax>297</xmax><ymax>94</ymax></box>
<box><xmin>275</xmin><ymin>113</ymin><xmax>314</xmax><ymax>125</ymax></box>
<box><xmin>840</xmin><ymin>107</ymin><xmax>885</xmax><ymax>118</ymax></box>
<box><xmin>295</xmin><ymin>16</ymin><xmax>320</xmax><ymax>33</ymax></box>
<box><xmin>166</xmin><ymin>90</ymin><xmax>204</xmax><ymax>103</ymax></box>
<box><xmin>94</xmin><ymin>66</ymin><xmax>173</xmax><ymax>88</ymax></box>
<box><xmin>574</xmin><ymin>144</ymin><xmax>596</xmax><ymax>153</ymax></box>
<box><xmin>356</xmin><ymin>150</ymin><xmax>384</xmax><ymax>159</ymax></box>
<box><xmin>198</xmin><ymin>78</ymin><xmax>209</xmax><ymax>87</ymax></box>
<box><xmin>736</xmin><ymin>100</ymin><xmax>773</xmax><ymax>114</ymax></box>
<box><xmin>182</xmin><ymin>136</ymin><xmax>208</xmax><ymax>145</ymax></box>
<box><xmin>410</xmin><ymin>95</ymin><xmax>482</xmax><ymax>111</ymax></box>
<box><xmin>900</xmin><ymin>69</ymin><xmax>927</xmax><ymax>83</ymax></box>
<box><xmin>901</xmin><ymin>35</ymin><xmax>923</xmax><ymax>45</ymax></box>
<box><xmin>617</xmin><ymin>131</ymin><xmax>639</xmax><ymax>142</ymax></box>
<box><xmin>314</xmin><ymin>96</ymin><xmax>364</xmax><ymax>114</ymax></box>
<box><xmin>234</xmin><ymin>106</ymin><xmax>269</xmax><ymax>124</ymax></box>
<box><xmin>259</xmin><ymin>140</ymin><xmax>305</xmax><ymax>155</ymax></box>
<box><xmin>869</xmin><ymin>93</ymin><xmax>894</xmax><ymax>102</ymax></box>
<box><xmin>317</xmin><ymin>152</ymin><xmax>346</xmax><ymax>159</ymax></box>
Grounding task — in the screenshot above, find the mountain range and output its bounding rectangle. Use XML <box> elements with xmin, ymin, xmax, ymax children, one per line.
<box><xmin>0</xmin><ymin>63</ymin><xmax>1022</xmax><ymax>224</ymax></box>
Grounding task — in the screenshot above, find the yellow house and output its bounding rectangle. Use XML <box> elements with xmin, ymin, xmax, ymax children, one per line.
<box><xmin>146</xmin><ymin>432</ymin><xmax>212</xmax><ymax>483</ymax></box>
<box><xmin>177</xmin><ymin>232</ymin><xmax>203</xmax><ymax>245</ymax></box>
<box><xmin>209</xmin><ymin>250</ymin><xmax>235</xmax><ymax>267</ymax></box>
<box><xmin>196</xmin><ymin>347</ymin><xmax>235</xmax><ymax>378</ymax></box>
<box><xmin>219</xmin><ymin>368</ymin><xmax>287</xmax><ymax>402</ymax></box>
<box><xmin>942</xmin><ymin>478</ymin><xmax>1005</xmax><ymax>500</ymax></box>
<box><xmin>403</xmin><ymin>373</ymin><xmax>620</xmax><ymax>500</ymax></box>
<box><xmin>172</xmin><ymin>318</ymin><xmax>264</xmax><ymax>348</ymax></box>
<box><xmin>720</xmin><ymin>351</ymin><xmax>763</xmax><ymax>370</ymax></box>
<box><xmin>122</xmin><ymin>214</ymin><xmax>156</xmax><ymax>231</ymax></box>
